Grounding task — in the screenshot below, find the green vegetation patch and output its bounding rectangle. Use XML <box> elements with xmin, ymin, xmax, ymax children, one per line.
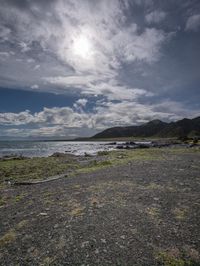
<box><xmin>0</xmin><ymin>229</ymin><xmax>16</xmax><ymax>247</ymax></box>
<box><xmin>14</xmin><ymin>193</ymin><xmax>27</xmax><ymax>203</ymax></box>
<box><xmin>0</xmin><ymin>195</ymin><xmax>7</xmax><ymax>206</ymax></box>
<box><xmin>146</xmin><ymin>207</ymin><xmax>160</xmax><ymax>218</ymax></box>
<box><xmin>16</xmin><ymin>219</ymin><xmax>29</xmax><ymax>229</ymax></box>
<box><xmin>0</xmin><ymin>220</ymin><xmax>29</xmax><ymax>248</ymax></box>
<box><xmin>107</xmin><ymin>148</ymin><xmax>165</xmax><ymax>162</ymax></box>
<box><xmin>0</xmin><ymin>156</ymin><xmax>79</xmax><ymax>183</ymax></box>
<box><xmin>158</xmin><ymin>252</ymin><xmax>188</xmax><ymax>266</ymax></box>
<box><xmin>0</xmin><ymin>147</ymin><xmax>197</xmax><ymax>183</ymax></box>
<box><xmin>156</xmin><ymin>248</ymin><xmax>199</xmax><ymax>266</ymax></box>
<box><xmin>67</xmin><ymin>199</ymin><xmax>86</xmax><ymax>217</ymax></box>
<box><xmin>76</xmin><ymin>159</ymin><xmax>112</xmax><ymax>174</ymax></box>
<box><xmin>77</xmin><ymin>148</ymin><xmax>165</xmax><ymax>174</ymax></box>
<box><xmin>172</xmin><ymin>207</ymin><xmax>188</xmax><ymax>220</ymax></box>
<box><xmin>0</xmin><ymin>149</ymin><xmax>167</xmax><ymax>182</ymax></box>
<box><xmin>167</xmin><ymin>147</ymin><xmax>200</xmax><ymax>154</ymax></box>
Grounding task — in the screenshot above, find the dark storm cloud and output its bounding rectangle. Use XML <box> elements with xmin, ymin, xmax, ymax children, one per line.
<box><xmin>1</xmin><ymin>0</ymin><xmax>55</xmax><ymax>9</ymax></box>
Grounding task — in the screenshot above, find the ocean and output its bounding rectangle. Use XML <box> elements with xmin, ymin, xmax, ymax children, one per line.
<box><xmin>0</xmin><ymin>140</ymin><xmax>117</xmax><ymax>157</ymax></box>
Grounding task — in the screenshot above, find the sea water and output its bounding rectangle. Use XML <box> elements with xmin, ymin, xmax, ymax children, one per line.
<box><xmin>0</xmin><ymin>141</ymin><xmax>116</xmax><ymax>157</ymax></box>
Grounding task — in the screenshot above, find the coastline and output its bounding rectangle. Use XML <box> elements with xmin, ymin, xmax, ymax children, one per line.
<box><xmin>0</xmin><ymin>137</ymin><xmax>197</xmax><ymax>158</ymax></box>
<box><xmin>0</xmin><ymin>144</ymin><xmax>199</xmax><ymax>185</ymax></box>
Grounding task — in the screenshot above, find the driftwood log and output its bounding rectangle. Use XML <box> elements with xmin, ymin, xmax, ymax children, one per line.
<box><xmin>12</xmin><ymin>173</ymin><xmax>67</xmax><ymax>185</ymax></box>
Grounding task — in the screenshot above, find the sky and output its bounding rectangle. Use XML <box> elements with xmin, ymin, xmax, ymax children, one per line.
<box><xmin>0</xmin><ymin>0</ymin><xmax>200</xmax><ymax>139</ymax></box>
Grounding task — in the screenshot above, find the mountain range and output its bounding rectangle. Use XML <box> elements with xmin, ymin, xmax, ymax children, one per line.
<box><xmin>92</xmin><ymin>117</ymin><xmax>200</xmax><ymax>139</ymax></box>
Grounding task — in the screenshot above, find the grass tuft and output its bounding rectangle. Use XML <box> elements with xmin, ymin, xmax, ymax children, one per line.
<box><xmin>0</xmin><ymin>229</ymin><xmax>16</xmax><ymax>247</ymax></box>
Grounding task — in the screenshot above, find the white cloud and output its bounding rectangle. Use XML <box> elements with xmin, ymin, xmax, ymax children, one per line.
<box><xmin>75</xmin><ymin>98</ymin><xmax>88</xmax><ymax>107</ymax></box>
<box><xmin>0</xmin><ymin>52</ymin><xmax>10</xmax><ymax>60</ymax></box>
<box><xmin>34</xmin><ymin>64</ymin><xmax>40</xmax><ymax>70</ymax></box>
<box><xmin>0</xmin><ymin>0</ymin><xmax>171</xmax><ymax>98</ymax></box>
<box><xmin>1</xmin><ymin>98</ymin><xmax>199</xmax><ymax>138</ymax></box>
<box><xmin>0</xmin><ymin>110</ymin><xmax>33</xmax><ymax>125</ymax></box>
<box><xmin>73</xmin><ymin>98</ymin><xmax>88</xmax><ymax>112</ymax></box>
<box><xmin>185</xmin><ymin>14</ymin><xmax>200</xmax><ymax>31</ymax></box>
<box><xmin>31</xmin><ymin>84</ymin><xmax>39</xmax><ymax>89</ymax></box>
<box><xmin>0</xmin><ymin>126</ymin><xmax>94</xmax><ymax>138</ymax></box>
<box><xmin>0</xmin><ymin>107</ymin><xmax>93</xmax><ymax>128</ymax></box>
<box><xmin>134</xmin><ymin>0</ymin><xmax>153</xmax><ymax>7</ymax></box>
<box><xmin>145</xmin><ymin>10</ymin><xmax>167</xmax><ymax>24</ymax></box>
<box><xmin>19</xmin><ymin>42</ymin><xmax>31</xmax><ymax>53</ymax></box>
<box><xmin>27</xmin><ymin>58</ymin><xmax>35</xmax><ymax>63</ymax></box>
<box><xmin>0</xmin><ymin>25</ymin><xmax>11</xmax><ymax>41</ymax></box>
<box><xmin>46</xmin><ymin>75</ymin><xmax>99</xmax><ymax>87</ymax></box>
<box><xmin>82</xmin><ymin>81</ymin><xmax>154</xmax><ymax>101</ymax></box>
<box><xmin>45</xmin><ymin>74</ymin><xmax>154</xmax><ymax>101</ymax></box>
<box><xmin>113</xmin><ymin>27</ymin><xmax>167</xmax><ymax>63</ymax></box>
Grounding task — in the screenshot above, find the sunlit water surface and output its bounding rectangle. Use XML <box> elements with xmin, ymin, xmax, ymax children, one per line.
<box><xmin>0</xmin><ymin>141</ymin><xmax>117</xmax><ymax>157</ymax></box>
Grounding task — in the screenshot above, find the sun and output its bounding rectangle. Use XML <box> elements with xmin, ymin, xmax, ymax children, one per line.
<box><xmin>73</xmin><ymin>35</ymin><xmax>92</xmax><ymax>59</ymax></box>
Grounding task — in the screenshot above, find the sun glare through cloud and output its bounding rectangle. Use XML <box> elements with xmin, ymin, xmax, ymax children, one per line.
<box><xmin>73</xmin><ymin>35</ymin><xmax>93</xmax><ymax>59</ymax></box>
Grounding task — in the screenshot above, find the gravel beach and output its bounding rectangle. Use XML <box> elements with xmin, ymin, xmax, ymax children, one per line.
<box><xmin>0</xmin><ymin>148</ymin><xmax>200</xmax><ymax>265</ymax></box>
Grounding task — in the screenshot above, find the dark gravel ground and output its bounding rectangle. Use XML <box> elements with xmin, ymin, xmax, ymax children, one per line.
<box><xmin>0</xmin><ymin>148</ymin><xmax>200</xmax><ymax>265</ymax></box>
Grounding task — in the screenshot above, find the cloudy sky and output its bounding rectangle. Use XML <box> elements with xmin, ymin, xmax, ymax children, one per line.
<box><xmin>0</xmin><ymin>0</ymin><xmax>200</xmax><ymax>139</ymax></box>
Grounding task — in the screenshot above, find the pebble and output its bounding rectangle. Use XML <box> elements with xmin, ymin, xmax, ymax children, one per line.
<box><xmin>27</xmin><ymin>247</ymin><xmax>35</xmax><ymax>253</ymax></box>
<box><xmin>81</xmin><ymin>241</ymin><xmax>90</xmax><ymax>248</ymax></box>
<box><xmin>153</xmin><ymin>197</ymin><xmax>159</xmax><ymax>201</ymax></box>
<box><xmin>39</xmin><ymin>212</ymin><xmax>48</xmax><ymax>216</ymax></box>
<box><xmin>95</xmin><ymin>249</ymin><xmax>99</xmax><ymax>254</ymax></box>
